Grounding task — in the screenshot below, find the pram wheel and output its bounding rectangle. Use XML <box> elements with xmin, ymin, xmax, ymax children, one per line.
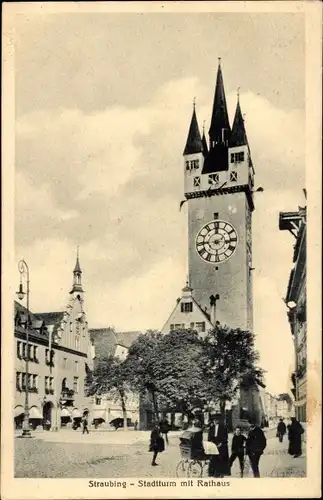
<box><xmin>176</xmin><ymin>459</ymin><xmax>189</xmax><ymax>477</ymax></box>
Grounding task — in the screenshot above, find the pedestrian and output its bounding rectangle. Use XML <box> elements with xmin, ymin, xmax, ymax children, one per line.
<box><xmin>208</xmin><ymin>413</ymin><xmax>230</xmax><ymax>477</ymax></box>
<box><xmin>246</xmin><ymin>419</ymin><xmax>267</xmax><ymax>478</ymax></box>
<box><xmin>288</xmin><ymin>417</ymin><xmax>304</xmax><ymax>458</ymax></box>
<box><xmin>159</xmin><ymin>418</ymin><xmax>170</xmax><ymax>445</ymax></box>
<box><xmin>82</xmin><ymin>415</ymin><xmax>89</xmax><ymax>435</ymax></box>
<box><xmin>276</xmin><ymin>418</ymin><xmax>287</xmax><ymax>443</ymax></box>
<box><xmin>186</xmin><ymin>419</ymin><xmax>205</xmax><ymax>458</ymax></box>
<box><xmin>134</xmin><ymin>420</ymin><xmax>138</xmax><ymax>431</ymax></box>
<box><xmin>149</xmin><ymin>423</ymin><xmax>165</xmax><ymax>466</ymax></box>
<box><xmin>229</xmin><ymin>427</ymin><xmax>247</xmax><ymax>477</ymax></box>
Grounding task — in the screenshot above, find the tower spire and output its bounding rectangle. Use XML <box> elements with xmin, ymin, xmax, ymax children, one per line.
<box><xmin>201</xmin><ymin>119</ymin><xmax>208</xmax><ymax>156</ymax></box>
<box><xmin>183</xmin><ymin>101</ymin><xmax>203</xmax><ymax>155</ymax></box>
<box><xmin>230</xmin><ymin>93</ymin><xmax>248</xmax><ymax>147</ymax></box>
<box><xmin>209</xmin><ymin>59</ymin><xmax>231</xmax><ymax>146</ymax></box>
<box><xmin>71</xmin><ymin>247</ymin><xmax>83</xmax><ymax>294</ymax></box>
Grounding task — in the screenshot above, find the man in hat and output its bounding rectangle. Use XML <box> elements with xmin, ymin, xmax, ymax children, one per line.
<box><xmin>207</xmin><ymin>413</ymin><xmax>230</xmax><ymax>477</ymax></box>
<box><xmin>246</xmin><ymin>418</ymin><xmax>267</xmax><ymax>477</ymax></box>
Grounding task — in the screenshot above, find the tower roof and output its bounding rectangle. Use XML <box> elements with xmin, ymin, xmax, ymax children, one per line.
<box><xmin>183</xmin><ymin>105</ymin><xmax>203</xmax><ymax>155</ymax></box>
<box><xmin>229</xmin><ymin>97</ymin><xmax>248</xmax><ymax>147</ymax></box>
<box><xmin>74</xmin><ymin>247</ymin><xmax>82</xmax><ymax>274</ymax></box>
<box><xmin>209</xmin><ymin>60</ymin><xmax>231</xmax><ymax>142</ymax></box>
<box><xmin>202</xmin><ymin>122</ymin><xmax>208</xmax><ymax>156</ymax></box>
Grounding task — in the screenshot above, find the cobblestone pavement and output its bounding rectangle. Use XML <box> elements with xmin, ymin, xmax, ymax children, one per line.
<box><xmin>15</xmin><ymin>429</ymin><xmax>306</xmax><ymax>479</ymax></box>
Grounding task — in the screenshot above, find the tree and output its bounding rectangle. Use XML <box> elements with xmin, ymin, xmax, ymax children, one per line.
<box><xmin>124</xmin><ymin>329</ymin><xmax>207</xmax><ymax>422</ymax></box>
<box><xmin>85</xmin><ymin>355</ymin><xmax>130</xmax><ymax>430</ymax></box>
<box><xmin>202</xmin><ymin>323</ymin><xmax>265</xmax><ymax>417</ymax></box>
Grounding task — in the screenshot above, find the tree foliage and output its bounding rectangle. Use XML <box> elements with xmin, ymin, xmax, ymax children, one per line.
<box><xmin>85</xmin><ymin>354</ymin><xmax>130</xmax><ymax>429</ymax></box>
<box><xmin>202</xmin><ymin>323</ymin><xmax>265</xmax><ymax>414</ymax></box>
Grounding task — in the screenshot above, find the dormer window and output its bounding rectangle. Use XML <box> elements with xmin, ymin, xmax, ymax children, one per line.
<box><xmin>208</xmin><ymin>174</ymin><xmax>219</xmax><ymax>185</ymax></box>
<box><xmin>181</xmin><ymin>302</ymin><xmax>193</xmax><ymax>313</ymax></box>
<box><xmin>231</xmin><ymin>152</ymin><xmax>244</xmax><ymax>163</ymax></box>
<box><xmin>230</xmin><ymin>171</ymin><xmax>238</xmax><ymax>182</ymax></box>
<box><xmin>194</xmin><ymin>177</ymin><xmax>200</xmax><ymax>187</ymax></box>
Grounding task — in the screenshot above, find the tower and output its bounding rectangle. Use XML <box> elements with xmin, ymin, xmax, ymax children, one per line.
<box><xmin>183</xmin><ymin>61</ymin><xmax>255</xmax><ymax>331</ymax></box>
<box><xmin>70</xmin><ymin>246</ymin><xmax>84</xmax><ymax>299</ymax></box>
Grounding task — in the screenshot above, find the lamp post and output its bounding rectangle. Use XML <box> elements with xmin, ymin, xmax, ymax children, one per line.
<box><xmin>16</xmin><ymin>259</ymin><xmax>32</xmax><ymax>438</ymax></box>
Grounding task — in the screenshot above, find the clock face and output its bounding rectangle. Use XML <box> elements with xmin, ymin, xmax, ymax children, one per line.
<box><xmin>195</xmin><ymin>220</ymin><xmax>238</xmax><ymax>263</ymax></box>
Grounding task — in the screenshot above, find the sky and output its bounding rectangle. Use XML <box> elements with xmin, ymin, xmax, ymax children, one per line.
<box><xmin>14</xmin><ymin>11</ymin><xmax>305</xmax><ymax>395</ymax></box>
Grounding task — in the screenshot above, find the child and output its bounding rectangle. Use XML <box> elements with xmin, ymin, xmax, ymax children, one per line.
<box><xmin>229</xmin><ymin>427</ymin><xmax>246</xmax><ymax>477</ymax></box>
<box><xmin>149</xmin><ymin>424</ymin><xmax>165</xmax><ymax>466</ymax></box>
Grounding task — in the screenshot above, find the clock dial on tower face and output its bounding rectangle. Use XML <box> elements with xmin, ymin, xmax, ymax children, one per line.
<box><xmin>195</xmin><ymin>220</ymin><xmax>238</xmax><ymax>263</ymax></box>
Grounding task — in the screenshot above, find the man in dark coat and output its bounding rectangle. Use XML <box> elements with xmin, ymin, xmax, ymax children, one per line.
<box><xmin>288</xmin><ymin>417</ymin><xmax>304</xmax><ymax>457</ymax></box>
<box><xmin>159</xmin><ymin>418</ymin><xmax>170</xmax><ymax>445</ymax></box>
<box><xmin>276</xmin><ymin>418</ymin><xmax>287</xmax><ymax>442</ymax></box>
<box><xmin>208</xmin><ymin>413</ymin><xmax>230</xmax><ymax>477</ymax></box>
<box><xmin>246</xmin><ymin>419</ymin><xmax>267</xmax><ymax>477</ymax></box>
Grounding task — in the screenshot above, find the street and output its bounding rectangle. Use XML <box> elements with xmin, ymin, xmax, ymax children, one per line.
<box><xmin>15</xmin><ymin>428</ymin><xmax>306</xmax><ymax>478</ymax></box>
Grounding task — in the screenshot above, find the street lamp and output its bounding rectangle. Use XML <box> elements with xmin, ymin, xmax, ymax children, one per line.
<box><xmin>16</xmin><ymin>259</ymin><xmax>32</xmax><ymax>438</ymax></box>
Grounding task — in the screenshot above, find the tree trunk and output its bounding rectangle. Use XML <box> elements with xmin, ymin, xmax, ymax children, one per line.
<box><xmin>220</xmin><ymin>399</ymin><xmax>226</xmax><ymax>420</ymax></box>
<box><xmin>151</xmin><ymin>389</ymin><xmax>159</xmax><ymax>424</ymax></box>
<box><xmin>119</xmin><ymin>389</ymin><xmax>128</xmax><ymax>431</ymax></box>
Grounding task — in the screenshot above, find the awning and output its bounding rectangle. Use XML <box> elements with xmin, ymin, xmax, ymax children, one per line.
<box><xmin>72</xmin><ymin>409</ymin><xmax>82</xmax><ymax>418</ymax></box>
<box><xmin>14</xmin><ymin>406</ymin><xmax>24</xmax><ymax>418</ymax></box>
<box><xmin>60</xmin><ymin>408</ymin><xmax>71</xmax><ymax>417</ymax></box>
<box><xmin>29</xmin><ymin>407</ymin><xmax>43</xmax><ymax>419</ymax></box>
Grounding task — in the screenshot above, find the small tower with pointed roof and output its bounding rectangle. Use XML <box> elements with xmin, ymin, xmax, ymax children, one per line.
<box><xmin>183</xmin><ymin>99</ymin><xmax>205</xmax><ymax>196</ymax></box>
<box><xmin>70</xmin><ymin>247</ymin><xmax>84</xmax><ymax>298</ymax></box>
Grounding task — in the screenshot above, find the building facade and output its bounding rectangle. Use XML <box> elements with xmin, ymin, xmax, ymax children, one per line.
<box><xmin>279</xmin><ymin>206</ymin><xmax>307</xmax><ymax>422</ymax></box>
<box><xmin>14</xmin><ymin>254</ymin><xmax>93</xmax><ymax>431</ymax></box>
<box><xmin>88</xmin><ymin>328</ymin><xmax>141</xmax><ymax>428</ymax></box>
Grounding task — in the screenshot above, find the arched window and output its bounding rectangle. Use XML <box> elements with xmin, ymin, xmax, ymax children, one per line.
<box><xmin>61</xmin><ymin>378</ymin><xmax>67</xmax><ymax>391</ymax></box>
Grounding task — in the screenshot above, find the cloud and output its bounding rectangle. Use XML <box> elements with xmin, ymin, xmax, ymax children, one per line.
<box><xmin>15</xmin><ymin>77</ymin><xmax>304</xmax><ymax>394</ymax></box>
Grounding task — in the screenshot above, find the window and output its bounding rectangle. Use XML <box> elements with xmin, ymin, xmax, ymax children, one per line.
<box><xmin>22</xmin><ymin>373</ymin><xmax>26</xmax><ymax>390</ymax></box>
<box><xmin>17</xmin><ymin>341</ymin><xmax>22</xmax><ymax>359</ymax></box>
<box><xmin>33</xmin><ymin>346</ymin><xmax>38</xmax><ymax>362</ymax></box>
<box><xmin>230</xmin><ymin>171</ymin><xmax>238</xmax><ymax>182</ymax></box>
<box><xmin>27</xmin><ymin>374</ymin><xmax>32</xmax><ymax>389</ymax></box>
<box><xmin>190</xmin><ymin>322</ymin><xmax>195</xmax><ymax>329</ymax></box>
<box><xmin>22</xmin><ymin>343</ymin><xmax>27</xmax><ymax>359</ymax></box>
<box><xmin>185</xmin><ymin>161</ymin><xmax>190</xmax><ymax>171</ymax></box>
<box><xmin>170</xmin><ymin>324</ymin><xmax>174</xmax><ymax>331</ymax></box>
<box><xmin>95</xmin><ymin>397</ymin><xmax>102</xmax><ymax>405</ymax></box>
<box><xmin>193</xmin><ymin>177</ymin><xmax>200</xmax><ymax>187</ymax></box>
<box><xmin>45</xmin><ymin>376</ymin><xmax>49</xmax><ymax>391</ymax></box>
<box><xmin>32</xmin><ymin>374</ymin><xmax>38</xmax><ymax>389</ymax></box>
<box><xmin>231</xmin><ymin>151</ymin><xmax>244</xmax><ymax>163</ymax></box>
<box><xmin>196</xmin><ymin>322</ymin><xmax>206</xmax><ymax>333</ymax></box>
<box><xmin>16</xmin><ymin>372</ymin><xmax>21</xmax><ymax>390</ymax></box>
<box><xmin>73</xmin><ymin>377</ymin><xmax>79</xmax><ymax>394</ymax></box>
<box><xmin>181</xmin><ymin>302</ymin><xmax>193</xmax><ymax>313</ymax></box>
<box><xmin>28</xmin><ymin>344</ymin><xmax>33</xmax><ymax>360</ymax></box>
<box><xmin>208</xmin><ymin>173</ymin><xmax>219</xmax><ymax>185</ymax></box>
<box><xmin>213</xmin><ymin>212</ymin><xmax>219</xmax><ymax>220</ymax></box>
<box><xmin>191</xmin><ymin>160</ymin><xmax>199</xmax><ymax>170</ymax></box>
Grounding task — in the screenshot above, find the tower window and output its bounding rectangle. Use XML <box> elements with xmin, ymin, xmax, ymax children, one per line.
<box><xmin>230</xmin><ymin>171</ymin><xmax>238</xmax><ymax>182</ymax></box>
<box><xmin>232</xmin><ymin>151</ymin><xmax>245</xmax><ymax>163</ymax></box>
<box><xmin>213</xmin><ymin>213</ymin><xmax>219</xmax><ymax>220</ymax></box>
<box><xmin>193</xmin><ymin>177</ymin><xmax>200</xmax><ymax>187</ymax></box>
<box><xmin>191</xmin><ymin>160</ymin><xmax>199</xmax><ymax>170</ymax></box>
<box><xmin>208</xmin><ymin>174</ymin><xmax>219</xmax><ymax>185</ymax></box>
<box><xmin>181</xmin><ymin>302</ymin><xmax>193</xmax><ymax>313</ymax></box>
<box><xmin>185</xmin><ymin>161</ymin><xmax>190</xmax><ymax>171</ymax></box>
